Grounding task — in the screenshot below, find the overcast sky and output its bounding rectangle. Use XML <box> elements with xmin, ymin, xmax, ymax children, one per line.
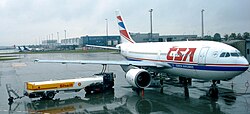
<box><xmin>0</xmin><ymin>0</ymin><xmax>250</xmax><ymax>45</ymax></box>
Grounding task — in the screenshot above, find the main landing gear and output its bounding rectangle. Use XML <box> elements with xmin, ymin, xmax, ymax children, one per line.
<box><xmin>179</xmin><ymin>77</ymin><xmax>192</xmax><ymax>98</ymax></box>
<box><xmin>207</xmin><ymin>80</ymin><xmax>219</xmax><ymax>99</ymax></box>
<box><xmin>179</xmin><ymin>77</ymin><xmax>219</xmax><ymax>99</ymax></box>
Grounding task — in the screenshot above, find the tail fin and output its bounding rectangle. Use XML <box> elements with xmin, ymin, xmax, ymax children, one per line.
<box><xmin>116</xmin><ymin>11</ymin><xmax>135</xmax><ymax>44</ymax></box>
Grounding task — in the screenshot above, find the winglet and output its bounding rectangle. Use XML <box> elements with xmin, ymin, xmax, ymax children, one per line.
<box><xmin>116</xmin><ymin>10</ymin><xmax>135</xmax><ymax>44</ymax></box>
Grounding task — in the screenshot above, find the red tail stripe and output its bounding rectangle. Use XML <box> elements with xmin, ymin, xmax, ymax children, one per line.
<box><xmin>120</xmin><ymin>30</ymin><xmax>130</xmax><ymax>39</ymax></box>
<box><xmin>117</xmin><ymin>16</ymin><xmax>123</xmax><ymax>21</ymax></box>
<box><xmin>120</xmin><ymin>30</ymin><xmax>134</xmax><ymax>43</ymax></box>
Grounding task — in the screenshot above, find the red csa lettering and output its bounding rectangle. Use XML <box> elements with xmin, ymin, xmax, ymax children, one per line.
<box><xmin>183</xmin><ymin>48</ymin><xmax>196</xmax><ymax>62</ymax></box>
<box><xmin>174</xmin><ymin>48</ymin><xmax>187</xmax><ymax>61</ymax></box>
<box><xmin>166</xmin><ymin>47</ymin><xmax>196</xmax><ymax>62</ymax></box>
<box><xmin>167</xmin><ymin>47</ymin><xmax>177</xmax><ymax>60</ymax></box>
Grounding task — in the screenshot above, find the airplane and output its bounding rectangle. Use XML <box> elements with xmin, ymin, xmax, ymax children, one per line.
<box><xmin>17</xmin><ymin>46</ymin><xmax>32</xmax><ymax>52</ymax></box>
<box><xmin>35</xmin><ymin>11</ymin><xmax>249</xmax><ymax>98</ymax></box>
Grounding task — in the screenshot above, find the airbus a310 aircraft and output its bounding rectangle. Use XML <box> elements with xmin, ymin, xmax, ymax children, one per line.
<box><xmin>35</xmin><ymin>11</ymin><xmax>249</xmax><ymax>98</ymax></box>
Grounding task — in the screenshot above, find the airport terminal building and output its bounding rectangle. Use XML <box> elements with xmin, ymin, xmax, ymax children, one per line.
<box><xmin>79</xmin><ymin>33</ymin><xmax>198</xmax><ymax>46</ymax></box>
<box><xmin>130</xmin><ymin>33</ymin><xmax>197</xmax><ymax>42</ymax></box>
<box><xmin>80</xmin><ymin>35</ymin><xmax>120</xmax><ymax>47</ymax></box>
<box><xmin>40</xmin><ymin>33</ymin><xmax>198</xmax><ymax>49</ymax></box>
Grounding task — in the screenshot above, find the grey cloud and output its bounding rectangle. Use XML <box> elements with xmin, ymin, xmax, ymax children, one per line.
<box><xmin>0</xmin><ymin>0</ymin><xmax>250</xmax><ymax>45</ymax></box>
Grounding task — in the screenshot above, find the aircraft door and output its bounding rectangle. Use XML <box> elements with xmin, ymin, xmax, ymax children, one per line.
<box><xmin>198</xmin><ymin>47</ymin><xmax>210</xmax><ymax>65</ymax></box>
<box><xmin>157</xmin><ymin>50</ymin><xmax>161</xmax><ymax>61</ymax></box>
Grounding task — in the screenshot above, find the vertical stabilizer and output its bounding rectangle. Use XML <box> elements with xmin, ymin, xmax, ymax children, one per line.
<box><xmin>116</xmin><ymin>11</ymin><xmax>135</xmax><ymax>44</ymax></box>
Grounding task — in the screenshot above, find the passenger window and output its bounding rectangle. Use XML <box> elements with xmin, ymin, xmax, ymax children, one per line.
<box><xmin>225</xmin><ymin>52</ymin><xmax>230</xmax><ymax>57</ymax></box>
<box><xmin>220</xmin><ymin>52</ymin><xmax>225</xmax><ymax>57</ymax></box>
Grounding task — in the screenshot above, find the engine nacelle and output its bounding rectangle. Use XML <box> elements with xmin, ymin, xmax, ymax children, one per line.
<box><xmin>125</xmin><ymin>69</ymin><xmax>151</xmax><ymax>88</ymax></box>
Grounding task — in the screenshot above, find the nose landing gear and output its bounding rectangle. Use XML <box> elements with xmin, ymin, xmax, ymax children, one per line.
<box><xmin>207</xmin><ymin>80</ymin><xmax>219</xmax><ymax>99</ymax></box>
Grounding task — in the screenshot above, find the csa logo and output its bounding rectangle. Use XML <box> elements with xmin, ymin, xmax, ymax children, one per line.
<box><xmin>167</xmin><ymin>47</ymin><xmax>196</xmax><ymax>62</ymax></box>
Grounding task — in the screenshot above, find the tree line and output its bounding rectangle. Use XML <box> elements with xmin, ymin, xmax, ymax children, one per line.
<box><xmin>211</xmin><ymin>32</ymin><xmax>250</xmax><ymax>41</ymax></box>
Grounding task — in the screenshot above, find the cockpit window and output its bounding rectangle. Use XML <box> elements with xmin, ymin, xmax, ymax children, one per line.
<box><xmin>220</xmin><ymin>51</ymin><xmax>242</xmax><ymax>58</ymax></box>
<box><xmin>225</xmin><ymin>52</ymin><xmax>230</xmax><ymax>57</ymax></box>
<box><xmin>230</xmin><ymin>53</ymin><xmax>240</xmax><ymax>57</ymax></box>
<box><xmin>238</xmin><ymin>52</ymin><xmax>242</xmax><ymax>56</ymax></box>
<box><xmin>219</xmin><ymin>52</ymin><xmax>225</xmax><ymax>57</ymax></box>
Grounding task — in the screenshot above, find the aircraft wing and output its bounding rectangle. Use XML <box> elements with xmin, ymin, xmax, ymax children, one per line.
<box><xmin>86</xmin><ymin>45</ymin><xmax>119</xmax><ymax>50</ymax></box>
<box><xmin>34</xmin><ymin>59</ymin><xmax>172</xmax><ymax>68</ymax></box>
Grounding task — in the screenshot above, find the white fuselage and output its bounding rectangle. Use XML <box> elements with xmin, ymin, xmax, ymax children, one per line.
<box><xmin>119</xmin><ymin>41</ymin><xmax>249</xmax><ymax>80</ymax></box>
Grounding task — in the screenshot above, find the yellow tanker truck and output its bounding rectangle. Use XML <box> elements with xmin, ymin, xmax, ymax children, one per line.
<box><xmin>23</xmin><ymin>73</ymin><xmax>115</xmax><ymax>99</ymax></box>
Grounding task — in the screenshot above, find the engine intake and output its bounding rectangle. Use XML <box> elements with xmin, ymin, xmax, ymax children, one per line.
<box><xmin>125</xmin><ymin>69</ymin><xmax>151</xmax><ymax>88</ymax></box>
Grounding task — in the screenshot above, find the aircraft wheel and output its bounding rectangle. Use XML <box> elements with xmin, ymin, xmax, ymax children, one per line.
<box><xmin>208</xmin><ymin>87</ymin><xmax>218</xmax><ymax>98</ymax></box>
<box><xmin>46</xmin><ymin>92</ymin><xmax>55</xmax><ymax>99</ymax></box>
<box><xmin>187</xmin><ymin>78</ymin><xmax>192</xmax><ymax>85</ymax></box>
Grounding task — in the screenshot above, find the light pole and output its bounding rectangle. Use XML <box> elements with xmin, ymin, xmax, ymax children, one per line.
<box><xmin>57</xmin><ymin>32</ymin><xmax>59</xmax><ymax>43</ymax></box>
<box><xmin>201</xmin><ymin>9</ymin><xmax>205</xmax><ymax>38</ymax></box>
<box><xmin>105</xmin><ymin>19</ymin><xmax>108</xmax><ymax>46</ymax></box>
<box><xmin>149</xmin><ymin>9</ymin><xmax>153</xmax><ymax>40</ymax></box>
<box><xmin>64</xmin><ymin>30</ymin><xmax>66</xmax><ymax>45</ymax></box>
<box><xmin>64</xmin><ymin>30</ymin><xmax>66</xmax><ymax>39</ymax></box>
<box><xmin>105</xmin><ymin>19</ymin><xmax>109</xmax><ymax>72</ymax></box>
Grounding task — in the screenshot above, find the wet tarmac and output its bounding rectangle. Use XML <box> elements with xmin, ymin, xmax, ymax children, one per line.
<box><xmin>0</xmin><ymin>52</ymin><xmax>250</xmax><ymax>114</ymax></box>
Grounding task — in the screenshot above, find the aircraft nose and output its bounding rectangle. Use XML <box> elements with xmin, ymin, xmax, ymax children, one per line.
<box><xmin>241</xmin><ymin>57</ymin><xmax>249</xmax><ymax>65</ymax></box>
<box><xmin>239</xmin><ymin>57</ymin><xmax>249</xmax><ymax>71</ymax></box>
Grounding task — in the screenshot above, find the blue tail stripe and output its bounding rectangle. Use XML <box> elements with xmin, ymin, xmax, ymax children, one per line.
<box><xmin>118</xmin><ymin>22</ymin><xmax>126</xmax><ymax>29</ymax></box>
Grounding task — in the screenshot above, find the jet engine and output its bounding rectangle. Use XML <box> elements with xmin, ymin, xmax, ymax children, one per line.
<box><xmin>125</xmin><ymin>69</ymin><xmax>151</xmax><ymax>88</ymax></box>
